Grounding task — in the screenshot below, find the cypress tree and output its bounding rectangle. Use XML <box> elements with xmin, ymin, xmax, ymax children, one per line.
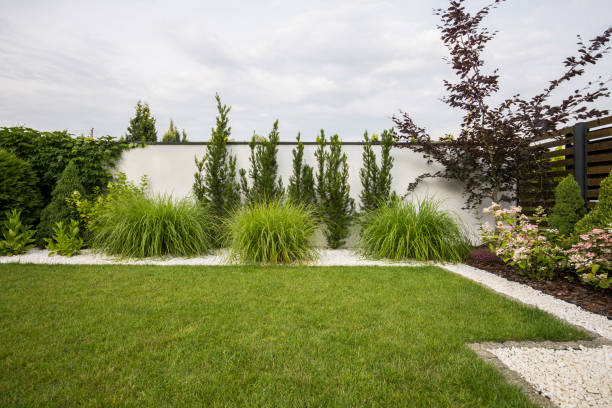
<box><xmin>316</xmin><ymin>132</ymin><xmax>354</xmax><ymax>248</ymax></box>
<box><xmin>548</xmin><ymin>175</ymin><xmax>586</xmax><ymax>235</ymax></box>
<box><xmin>162</xmin><ymin>119</ymin><xmax>180</xmax><ymax>142</ymax></box>
<box><xmin>239</xmin><ymin>120</ymin><xmax>283</xmax><ymax>203</ymax></box>
<box><xmin>359</xmin><ymin>129</ymin><xmax>395</xmax><ymax>212</ymax></box>
<box><xmin>193</xmin><ymin>94</ymin><xmax>240</xmax><ymax>217</ymax></box>
<box><xmin>125</xmin><ymin>101</ymin><xmax>157</xmax><ymax>142</ymax></box>
<box><xmin>288</xmin><ymin>133</ymin><xmax>316</xmax><ymax>207</ymax></box>
<box><xmin>37</xmin><ymin>160</ymin><xmax>85</xmax><ymax>244</ymax></box>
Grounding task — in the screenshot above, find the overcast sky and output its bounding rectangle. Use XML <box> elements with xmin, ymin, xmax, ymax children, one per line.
<box><xmin>0</xmin><ymin>0</ymin><xmax>611</xmax><ymax>141</ymax></box>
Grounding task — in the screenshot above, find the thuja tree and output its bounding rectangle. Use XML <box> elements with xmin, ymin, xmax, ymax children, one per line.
<box><xmin>193</xmin><ymin>94</ymin><xmax>241</xmax><ymax>217</ymax></box>
<box><xmin>393</xmin><ymin>0</ymin><xmax>612</xmax><ymax>210</ymax></box>
<box><xmin>549</xmin><ymin>175</ymin><xmax>586</xmax><ymax>235</ymax></box>
<box><xmin>125</xmin><ymin>101</ymin><xmax>157</xmax><ymax>142</ymax></box>
<box><xmin>287</xmin><ymin>133</ymin><xmax>316</xmax><ymax>207</ymax></box>
<box><xmin>239</xmin><ymin>120</ymin><xmax>284</xmax><ymax>203</ymax></box>
<box><xmin>37</xmin><ymin>160</ymin><xmax>85</xmax><ymax>244</ymax></box>
<box><xmin>359</xmin><ymin>129</ymin><xmax>395</xmax><ymax>213</ymax></box>
<box><xmin>315</xmin><ymin>131</ymin><xmax>354</xmax><ymax>248</ymax></box>
<box><xmin>162</xmin><ymin>119</ymin><xmax>185</xmax><ymax>142</ymax></box>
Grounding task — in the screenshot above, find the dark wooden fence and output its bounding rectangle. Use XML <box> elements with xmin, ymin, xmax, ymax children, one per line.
<box><xmin>518</xmin><ymin>115</ymin><xmax>612</xmax><ymax>210</ymax></box>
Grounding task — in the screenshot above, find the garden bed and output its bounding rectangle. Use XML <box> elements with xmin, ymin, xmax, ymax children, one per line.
<box><xmin>466</xmin><ymin>248</ymin><xmax>612</xmax><ymax>319</ymax></box>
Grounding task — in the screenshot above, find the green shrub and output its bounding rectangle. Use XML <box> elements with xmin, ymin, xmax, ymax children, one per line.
<box><xmin>193</xmin><ymin>94</ymin><xmax>241</xmax><ymax>217</ymax></box>
<box><xmin>0</xmin><ymin>127</ymin><xmax>133</xmax><ymax>207</ymax></box>
<box><xmin>240</xmin><ymin>120</ymin><xmax>284</xmax><ymax>203</ymax></box>
<box><xmin>92</xmin><ymin>195</ymin><xmax>216</xmax><ymax>258</ymax></box>
<box><xmin>37</xmin><ymin>160</ymin><xmax>85</xmax><ymax>244</ymax></box>
<box><xmin>44</xmin><ymin>220</ymin><xmax>83</xmax><ymax>257</ymax></box>
<box><xmin>359</xmin><ymin>129</ymin><xmax>395</xmax><ymax>212</ymax></box>
<box><xmin>0</xmin><ymin>209</ymin><xmax>36</xmax><ymax>256</ymax></box>
<box><xmin>548</xmin><ymin>175</ymin><xmax>586</xmax><ymax>236</ymax></box>
<box><xmin>227</xmin><ymin>200</ymin><xmax>318</xmax><ymax>264</ymax></box>
<box><xmin>0</xmin><ymin>149</ymin><xmax>42</xmax><ymax>224</ymax></box>
<box><xmin>575</xmin><ymin>171</ymin><xmax>612</xmax><ymax>234</ymax></box>
<box><xmin>125</xmin><ymin>100</ymin><xmax>157</xmax><ymax>142</ymax></box>
<box><xmin>360</xmin><ymin>197</ymin><xmax>470</xmax><ymax>262</ymax></box>
<box><xmin>288</xmin><ymin>133</ymin><xmax>317</xmax><ymax>207</ymax></box>
<box><xmin>315</xmin><ymin>131</ymin><xmax>354</xmax><ymax>248</ymax></box>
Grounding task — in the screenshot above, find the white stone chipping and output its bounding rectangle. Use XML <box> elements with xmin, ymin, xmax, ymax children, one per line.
<box><xmin>487</xmin><ymin>346</ymin><xmax>612</xmax><ymax>408</ymax></box>
<box><xmin>2</xmin><ymin>248</ymin><xmax>611</xmax><ymax>407</ymax></box>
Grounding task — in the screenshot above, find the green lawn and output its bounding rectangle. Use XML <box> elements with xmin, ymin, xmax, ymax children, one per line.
<box><xmin>0</xmin><ymin>264</ymin><xmax>587</xmax><ymax>407</ymax></box>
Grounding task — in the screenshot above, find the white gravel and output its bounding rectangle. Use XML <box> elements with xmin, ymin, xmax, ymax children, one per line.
<box><xmin>487</xmin><ymin>345</ymin><xmax>612</xmax><ymax>408</ymax></box>
<box><xmin>2</xmin><ymin>248</ymin><xmax>611</xmax><ymax>407</ymax></box>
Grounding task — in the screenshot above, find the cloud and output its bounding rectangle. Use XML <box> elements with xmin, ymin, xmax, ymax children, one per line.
<box><xmin>0</xmin><ymin>0</ymin><xmax>610</xmax><ymax>141</ymax></box>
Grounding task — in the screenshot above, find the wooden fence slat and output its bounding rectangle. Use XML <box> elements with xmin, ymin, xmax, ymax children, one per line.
<box><xmin>533</xmin><ymin>126</ymin><xmax>573</xmax><ymax>142</ymax></box>
<box><xmin>587</xmin><ymin>152</ymin><xmax>612</xmax><ymax>164</ymax></box>
<box><xmin>587</xmin><ymin>189</ymin><xmax>600</xmax><ymax>199</ymax></box>
<box><xmin>588</xmin><ymin>126</ymin><xmax>612</xmax><ymax>141</ymax></box>
<box><xmin>536</xmin><ymin>137</ymin><xmax>573</xmax><ymax>149</ymax></box>
<box><xmin>585</xmin><ymin>116</ymin><xmax>612</xmax><ymax>129</ymax></box>
<box><xmin>588</xmin><ymin>177</ymin><xmax>605</xmax><ymax>187</ymax></box>
<box><xmin>587</xmin><ymin>164</ymin><xmax>612</xmax><ymax>175</ymax></box>
<box><xmin>588</xmin><ymin>140</ymin><xmax>612</xmax><ymax>153</ymax></box>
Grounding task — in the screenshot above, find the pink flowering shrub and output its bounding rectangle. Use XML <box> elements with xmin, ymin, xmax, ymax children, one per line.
<box><xmin>563</xmin><ymin>227</ymin><xmax>611</xmax><ymax>289</ymax></box>
<box><xmin>481</xmin><ymin>203</ymin><xmax>561</xmax><ymax>280</ymax></box>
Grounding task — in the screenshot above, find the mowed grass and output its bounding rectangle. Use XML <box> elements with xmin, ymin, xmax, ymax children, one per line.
<box><xmin>0</xmin><ymin>264</ymin><xmax>587</xmax><ymax>407</ymax></box>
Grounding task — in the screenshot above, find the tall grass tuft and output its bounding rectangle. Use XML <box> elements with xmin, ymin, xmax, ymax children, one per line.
<box><xmin>92</xmin><ymin>195</ymin><xmax>217</xmax><ymax>258</ymax></box>
<box><xmin>360</xmin><ymin>197</ymin><xmax>470</xmax><ymax>262</ymax></box>
<box><xmin>227</xmin><ymin>200</ymin><xmax>318</xmax><ymax>264</ymax></box>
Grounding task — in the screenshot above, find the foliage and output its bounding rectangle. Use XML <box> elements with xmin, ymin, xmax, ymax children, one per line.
<box><xmin>315</xmin><ymin>131</ymin><xmax>354</xmax><ymax>248</ymax></box>
<box><xmin>0</xmin><ymin>127</ymin><xmax>133</xmax><ymax>206</ymax></box>
<box><xmin>161</xmin><ymin>119</ymin><xmax>188</xmax><ymax>143</ymax></box>
<box><xmin>0</xmin><ymin>149</ymin><xmax>42</xmax><ymax>224</ymax></box>
<box><xmin>92</xmin><ymin>194</ymin><xmax>216</xmax><ymax>258</ymax></box>
<box><xmin>227</xmin><ymin>200</ymin><xmax>318</xmax><ymax>264</ymax></box>
<box><xmin>575</xmin><ymin>171</ymin><xmax>612</xmax><ymax>234</ymax></box>
<box><xmin>193</xmin><ymin>94</ymin><xmax>241</xmax><ymax>217</ymax></box>
<box><xmin>68</xmin><ymin>173</ymin><xmax>149</xmax><ymax>241</ymax></box>
<box><xmin>548</xmin><ymin>175</ymin><xmax>586</xmax><ymax>235</ymax></box>
<box><xmin>393</xmin><ymin>0</ymin><xmax>612</xmax><ymax>209</ymax></box>
<box><xmin>37</xmin><ymin>160</ymin><xmax>85</xmax><ymax>244</ymax></box>
<box><xmin>359</xmin><ymin>130</ymin><xmax>395</xmax><ymax>213</ymax></box>
<box><xmin>465</xmin><ymin>247</ymin><xmax>504</xmax><ymax>266</ymax></box>
<box><xmin>287</xmin><ymin>133</ymin><xmax>317</xmax><ymax>207</ymax></box>
<box><xmin>44</xmin><ymin>220</ymin><xmax>83</xmax><ymax>257</ymax></box>
<box><xmin>360</xmin><ymin>197</ymin><xmax>470</xmax><ymax>262</ymax></box>
<box><xmin>563</xmin><ymin>227</ymin><xmax>612</xmax><ymax>289</ymax></box>
<box><xmin>125</xmin><ymin>100</ymin><xmax>157</xmax><ymax>142</ymax></box>
<box><xmin>482</xmin><ymin>203</ymin><xmax>561</xmax><ymax>280</ymax></box>
<box><xmin>240</xmin><ymin>121</ymin><xmax>284</xmax><ymax>203</ymax></box>
<box><xmin>0</xmin><ymin>210</ymin><xmax>36</xmax><ymax>256</ymax></box>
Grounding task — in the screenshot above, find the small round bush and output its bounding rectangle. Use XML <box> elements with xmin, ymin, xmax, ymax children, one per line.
<box><xmin>0</xmin><ymin>148</ymin><xmax>42</xmax><ymax>224</ymax></box>
<box><xmin>549</xmin><ymin>175</ymin><xmax>586</xmax><ymax>235</ymax></box>
<box><xmin>227</xmin><ymin>200</ymin><xmax>318</xmax><ymax>264</ymax></box>
<box><xmin>575</xmin><ymin>171</ymin><xmax>612</xmax><ymax>234</ymax></box>
<box><xmin>92</xmin><ymin>194</ymin><xmax>216</xmax><ymax>258</ymax></box>
<box><xmin>360</xmin><ymin>197</ymin><xmax>470</xmax><ymax>262</ymax></box>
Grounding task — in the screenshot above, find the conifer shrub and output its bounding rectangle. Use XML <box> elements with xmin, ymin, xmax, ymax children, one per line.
<box><xmin>575</xmin><ymin>171</ymin><xmax>612</xmax><ymax>234</ymax></box>
<box><xmin>360</xmin><ymin>197</ymin><xmax>470</xmax><ymax>262</ymax></box>
<box><xmin>287</xmin><ymin>133</ymin><xmax>316</xmax><ymax>207</ymax></box>
<box><xmin>315</xmin><ymin>131</ymin><xmax>354</xmax><ymax>248</ymax></box>
<box><xmin>92</xmin><ymin>195</ymin><xmax>217</xmax><ymax>258</ymax></box>
<box><xmin>193</xmin><ymin>94</ymin><xmax>241</xmax><ymax>217</ymax></box>
<box><xmin>240</xmin><ymin>120</ymin><xmax>284</xmax><ymax>203</ymax></box>
<box><xmin>359</xmin><ymin>129</ymin><xmax>395</xmax><ymax>213</ymax></box>
<box><xmin>227</xmin><ymin>200</ymin><xmax>318</xmax><ymax>264</ymax></box>
<box><xmin>548</xmin><ymin>175</ymin><xmax>586</xmax><ymax>235</ymax></box>
<box><xmin>0</xmin><ymin>149</ymin><xmax>42</xmax><ymax>224</ymax></box>
<box><xmin>37</xmin><ymin>160</ymin><xmax>85</xmax><ymax>244</ymax></box>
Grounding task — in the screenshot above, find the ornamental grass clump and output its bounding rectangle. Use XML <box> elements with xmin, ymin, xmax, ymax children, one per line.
<box><xmin>227</xmin><ymin>200</ymin><xmax>318</xmax><ymax>264</ymax></box>
<box><xmin>92</xmin><ymin>195</ymin><xmax>216</xmax><ymax>258</ymax></box>
<box><xmin>360</xmin><ymin>197</ymin><xmax>470</xmax><ymax>262</ymax></box>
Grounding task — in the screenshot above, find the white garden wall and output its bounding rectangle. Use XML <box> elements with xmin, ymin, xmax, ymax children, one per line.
<box><xmin>117</xmin><ymin>144</ymin><xmax>484</xmax><ymax>246</ymax></box>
